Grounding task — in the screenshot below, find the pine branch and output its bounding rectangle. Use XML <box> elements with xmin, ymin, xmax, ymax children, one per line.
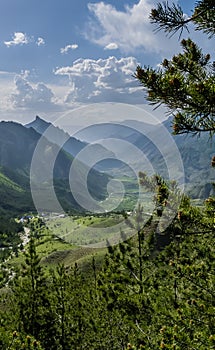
<box><xmin>150</xmin><ymin>2</ymin><xmax>190</xmax><ymax>38</ymax></box>
<box><xmin>150</xmin><ymin>0</ymin><xmax>215</xmax><ymax>38</ymax></box>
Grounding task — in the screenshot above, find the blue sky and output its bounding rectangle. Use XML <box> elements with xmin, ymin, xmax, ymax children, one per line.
<box><xmin>0</xmin><ymin>0</ymin><xmax>213</xmax><ymax>124</ymax></box>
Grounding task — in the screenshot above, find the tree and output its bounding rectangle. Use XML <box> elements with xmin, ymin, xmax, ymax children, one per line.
<box><xmin>150</xmin><ymin>0</ymin><xmax>215</xmax><ymax>38</ymax></box>
<box><xmin>12</xmin><ymin>234</ymin><xmax>58</xmax><ymax>349</ymax></box>
<box><xmin>0</xmin><ymin>331</ymin><xmax>44</xmax><ymax>350</ymax></box>
<box><xmin>135</xmin><ymin>0</ymin><xmax>215</xmax><ymax>135</ymax></box>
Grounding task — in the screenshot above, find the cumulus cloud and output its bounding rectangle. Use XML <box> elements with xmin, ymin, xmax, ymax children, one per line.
<box><xmin>10</xmin><ymin>76</ymin><xmax>57</xmax><ymax>110</ymax></box>
<box><xmin>36</xmin><ymin>37</ymin><xmax>45</xmax><ymax>46</ymax></box>
<box><xmin>86</xmin><ymin>0</ymin><xmax>182</xmax><ymax>55</ymax></box>
<box><xmin>4</xmin><ymin>32</ymin><xmax>29</xmax><ymax>47</ymax></box>
<box><xmin>60</xmin><ymin>44</ymin><xmax>78</xmax><ymax>54</ymax></box>
<box><xmin>0</xmin><ymin>71</ymin><xmax>16</xmax><ymax>111</ymax></box>
<box><xmin>4</xmin><ymin>32</ymin><xmax>46</xmax><ymax>48</ymax></box>
<box><xmin>55</xmin><ymin>56</ymin><xmax>145</xmax><ymax>104</ymax></box>
<box><xmin>104</xmin><ymin>42</ymin><xmax>118</xmax><ymax>50</ymax></box>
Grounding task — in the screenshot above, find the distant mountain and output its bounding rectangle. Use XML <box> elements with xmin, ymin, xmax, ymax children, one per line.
<box><xmin>128</xmin><ymin>118</ymin><xmax>215</xmax><ymax>198</ymax></box>
<box><xmin>26</xmin><ymin>116</ymin><xmax>87</xmax><ymax>157</ymax></box>
<box><xmin>74</xmin><ymin>122</ymin><xmax>141</xmax><ymax>143</ymax></box>
<box><xmin>74</xmin><ymin>121</ymin><xmax>171</xmax><ymax>178</ymax></box>
<box><xmin>25</xmin><ymin>116</ymin><xmax>120</xmax><ymax>172</ymax></box>
<box><xmin>73</xmin><ymin>119</ymin><xmax>215</xmax><ymax>199</ymax></box>
<box><xmin>0</xmin><ymin>121</ymin><xmax>109</xmax><ymax>214</ymax></box>
<box><xmin>24</xmin><ymin>116</ymin><xmax>215</xmax><ymax>200</ymax></box>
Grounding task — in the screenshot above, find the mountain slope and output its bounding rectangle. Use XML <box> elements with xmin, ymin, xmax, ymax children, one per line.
<box><xmin>0</xmin><ymin>121</ymin><xmax>109</xmax><ymax>214</ymax></box>
<box><xmin>26</xmin><ymin>116</ymin><xmax>87</xmax><ymax>157</ymax></box>
<box><xmin>26</xmin><ymin>116</ymin><xmax>120</xmax><ymax>172</ymax></box>
<box><xmin>0</xmin><ymin>167</ymin><xmax>34</xmax><ymax>214</ymax></box>
<box><xmin>72</xmin><ymin>119</ymin><xmax>215</xmax><ymax>198</ymax></box>
<box><xmin>24</xmin><ymin>116</ymin><xmax>215</xmax><ymax>200</ymax></box>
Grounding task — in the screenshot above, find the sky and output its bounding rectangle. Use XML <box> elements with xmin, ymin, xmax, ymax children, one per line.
<box><xmin>0</xmin><ymin>0</ymin><xmax>213</xmax><ymax>125</ymax></box>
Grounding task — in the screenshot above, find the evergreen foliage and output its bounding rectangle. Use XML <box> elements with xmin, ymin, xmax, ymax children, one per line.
<box><xmin>0</xmin><ymin>194</ymin><xmax>214</xmax><ymax>349</ymax></box>
<box><xmin>135</xmin><ymin>0</ymin><xmax>215</xmax><ymax>135</ymax></box>
<box><xmin>0</xmin><ymin>1</ymin><xmax>215</xmax><ymax>349</ymax></box>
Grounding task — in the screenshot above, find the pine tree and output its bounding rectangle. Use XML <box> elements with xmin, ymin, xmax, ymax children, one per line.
<box><xmin>12</xmin><ymin>235</ymin><xmax>58</xmax><ymax>349</ymax></box>
<box><xmin>135</xmin><ymin>0</ymin><xmax>215</xmax><ymax>135</ymax></box>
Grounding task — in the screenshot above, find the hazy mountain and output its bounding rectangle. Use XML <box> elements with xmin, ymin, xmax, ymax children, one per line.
<box><xmin>1</xmin><ymin>116</ymin><xmax>213</xmax><ymax>216</ymax></box>
<box><xmin>23</xmin><ymin>117</ymin><xmax>214</xmax><ymax>198</ymax></box>
<box><xmin>74</xmin><ymin>122</ymin><xmax>141</xmax><ymax>143</ymax></box>
<box><xmin>25</xmin><ymin>116</ymin><xmax>121</xmax><ymax>172</ymax></box>
<box><xmin>74</xmin><ymin>121</ymin><xmax>172</xmax><ymax>179</ymax></box>
<box><xmin>127</xmin><ymin>118</ymin><xmax>215</xmax><ymax>197</ymax></box>
<box><xmin>73</xmin><ymin>119</ymin><xmax>215</xmax><ymax>198</ymax></box>
<box><xmin>26</xmin><ymin>116</ymin><xmax>87</xmax><ymax>157</ymax></box>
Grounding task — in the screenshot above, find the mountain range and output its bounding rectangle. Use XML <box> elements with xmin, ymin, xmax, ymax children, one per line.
<box><xmin>27</xmin><ymin>115</ymin><xmax>215</xmax><ymax>199</ymax></box>
<box><xmin>26</xmin><ymin>116</ymin><xmax>86</xmax><ymax>158</ymax></box>
<box><xmin>0</xmin><ymin>115</ymin><xmax>214</xmax><ymax>215</ymax></box>
<box><xmin>74</xmin><ymin>117</ymin><xmax>215</xmax><ymax>198</ymax></box>
<box><xmin>0</xmin><ymin>120</ymin><xmax>109</xmax><ymax>215</ymax></box>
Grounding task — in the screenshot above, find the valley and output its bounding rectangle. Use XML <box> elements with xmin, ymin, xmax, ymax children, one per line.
<box><xmin>0</xmin><ymin>115</ymin><xmax>214</xmax><ymax>350</ymax></box>
<box><xmin>0</xmin><ymin>0</ymin><xmax>214</xmax><ymax>348</ymax></box>
<box><xmin>0</xmin><ymin>115</ymin><xmax>214</xmax><ymax>217</ymax></box>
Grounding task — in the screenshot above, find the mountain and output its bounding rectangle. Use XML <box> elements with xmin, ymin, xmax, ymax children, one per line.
<box><xmin>26</xmin><ymin>116</ymin><xmax>87</xmax><ymax>157</ymax></box>
<box><xmin>129</xmin><ymin>118</ymin><xmax>215</xmax><ymax>198</ymax></box>
<box><xmin>0</xmin><ymin>166</ymin><xmax>34</xmax><ymax>214</ymax></box>
<box><xmin>0</xmin><ymin>120</ymin><xmax>76</xmax><ymax>181</ymax></box>
<box><xmin>0</xmin><ymin>121</ymin><xmax>109</xmax><ymax>214</ymax></box>
<box><xmin>74</xmin><ymin>122</ymin><xmax>140</xmax><ymax>143</ymax></box>
<box><xmin>74</xmin><ymin>121</ymin><xmax>172</xmax><ymax>179</ymax></box>
<box><xmin>23</xmin><ymin>115</ymin><xmax>215</xmax><ymax>201</ymax></box>
<box><xmin>25</xmin><ymin>116</ymin><xmax>120</xmax><ymax>172</ymax></box>
<box><xmin>73</xmin><ymin>119</ymin><xmax>215</xmax><ymax>199</ymax></box>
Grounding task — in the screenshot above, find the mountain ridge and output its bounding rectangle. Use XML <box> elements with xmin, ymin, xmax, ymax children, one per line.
<box><xmin>26</xmin><ymin>115</ymin><xmax>87</xmax><ymax>157</ymax></box>
<box><xmin>0</xmin><ymin>120</ymin><xmax>109</xmax><ymax>214</ymax></box>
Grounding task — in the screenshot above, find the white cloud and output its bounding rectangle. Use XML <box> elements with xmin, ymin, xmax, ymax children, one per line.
<box><xmin>0</xmin><ymin>71</ymin><xmax>16</xmax><ymax>111</ymax></box>
<box><xmin>4</xmin><ymin>32</ymin><xmax>29</xmax><ymax>47</ymax></box>
<box><xmin>20</xmin><ymin>70</ymin><xmax>31</xmax><ymax>79</ymax></box>
<box><xmin>4</xmin><ymin>32</ymin><xmax>46</xmax><ymax>48</ymax></box>
<box><xmin>36</xmin><ymin>37</ymin><xmax>45</xmax><ymax>46</ymax></box>
<box><xmin>104</xmin><ymin>42</ymin><xmax>118</xmax><ymax>50</ymax></box>
<box><xmin>55</xmin><ymin>56</ymin><xmax>145</xmax><ymax>104</ymax></box>
<box><xmin>86</xmin><ymin>0</ymin><xmax>215</xmax><ymax>58</ymax></box>
<box><xmin>60</xmin><ymin>44</ymin><xmax>78</xmax><ymax>54</ymax></box>
<box><xmin>86</xmin><ymin>0</ymin><xmax>186</xmax><ymax>55</ymax></box>
<box><xmin>10</xmin><ymin>76</ymin><xmax>58</xmax><ymax>110</ymax></box>
<box><xmin>0</xmin><ymin>70</ymin><xmax>70</xmax><ymax>120</ymax></box>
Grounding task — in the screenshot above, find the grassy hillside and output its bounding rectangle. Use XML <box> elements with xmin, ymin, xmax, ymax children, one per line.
<box><xmin>0</xmin><ymin>167</ymin><xmax>34</xmax><ymax>214</ymax></box>
<box><xmin>1</xmin><ymin>201</ymin><xmax>214</xmax><ymax>350</ymax></box>
<box><xmin>5</xmin><ymin>218</ymin><xmax>107</xmax><ymax>278</ymax></box>
<box><xmin>0</xmin><ymin>121</ymin><xmax>110</xmax><ymax>215</ymax></box>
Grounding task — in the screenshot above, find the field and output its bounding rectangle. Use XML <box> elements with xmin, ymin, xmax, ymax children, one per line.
<box><xmin>45</xmin><ymin>213</ymin><xmax>126</xmax><ymax>246</ymax></box>
<box><xmin>5</xmin><ymin>180</ymin><xmax>155</xmax><ymax>273</ymax></box>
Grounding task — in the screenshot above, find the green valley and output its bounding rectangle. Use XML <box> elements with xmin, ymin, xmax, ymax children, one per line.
<box><xmin>0</xmin><ymin>0</ymin><xmax>214</xmax><ymax>348</ymax></box>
